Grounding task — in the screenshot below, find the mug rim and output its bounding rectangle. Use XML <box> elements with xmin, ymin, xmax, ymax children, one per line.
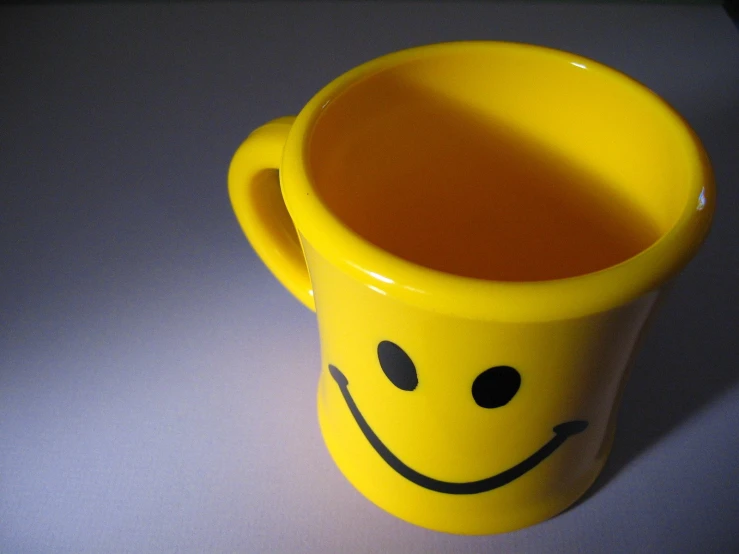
<box><xmin>280</xmin><ymin>41</ymin><xmax>714</xmax><ymax>322</ymax></box>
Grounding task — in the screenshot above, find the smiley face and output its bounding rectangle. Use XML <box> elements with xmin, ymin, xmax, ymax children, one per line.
<box><xmin>329</xmin><ymin>340</ymin><xmax>588</xmax><ymax>495</ymax></box>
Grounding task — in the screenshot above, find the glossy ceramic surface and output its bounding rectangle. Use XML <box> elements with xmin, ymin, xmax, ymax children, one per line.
<box><xmin>228</xmin><ymin>42</ymin><xmax>714</xmax><ymax>534</ymax></box>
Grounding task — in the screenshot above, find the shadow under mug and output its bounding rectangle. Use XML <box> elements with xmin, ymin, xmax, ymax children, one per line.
<box><xmin>228</xmin><ymin>42</ymin><xmax>714</xmax><ymax>534</ymax></box>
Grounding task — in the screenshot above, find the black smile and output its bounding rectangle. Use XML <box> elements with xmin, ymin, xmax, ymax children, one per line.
<box><xmin>329</xmin><ymin>365</ymin><xmax>588</xmax><ymax>495</ymax></box>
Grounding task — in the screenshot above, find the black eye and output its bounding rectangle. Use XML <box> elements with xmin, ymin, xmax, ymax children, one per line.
<box><xmin>377</xmin><ymin>340</ymin><xmax>418</xmax><ymax>391</ymax></box>
<box><xmin>472</xmin><ymin>366</ymin><xmax>521</xmax><ymax>408</ymax></box>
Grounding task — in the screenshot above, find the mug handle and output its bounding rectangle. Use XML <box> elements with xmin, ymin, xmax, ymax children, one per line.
<box><xmin>228</xmin><ymin>116</ymin><xmax>315</xmax><ymax>311</ymax></box>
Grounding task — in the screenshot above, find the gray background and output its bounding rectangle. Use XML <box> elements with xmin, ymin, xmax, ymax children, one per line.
<box><xmin>1</xmin><ymin>2</ymin><xmax>738</xmax><ymax>552</ymax></box>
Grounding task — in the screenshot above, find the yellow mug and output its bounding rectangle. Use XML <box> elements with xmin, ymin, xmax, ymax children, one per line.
<box><xmin>228</xmin><ymin>42</ymin><xmax>714</xmax><ymax>535</ymax></box>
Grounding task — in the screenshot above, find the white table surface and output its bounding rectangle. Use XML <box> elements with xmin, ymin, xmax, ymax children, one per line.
<box><xmin>2</xmin><ymin>3</ymin><xmax>738</xmax><ymax>553</ymax></box>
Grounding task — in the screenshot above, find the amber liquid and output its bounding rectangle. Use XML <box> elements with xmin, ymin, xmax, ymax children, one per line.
<box><xmin>313</xmin><ymin>96</ymin><xmax>660</xmax><ymax>282</ymax></box>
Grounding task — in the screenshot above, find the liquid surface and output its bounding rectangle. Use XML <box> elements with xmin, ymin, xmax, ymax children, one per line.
<box><xmin>312</xmin><ymin>95</ymin><xmax>660</xmax><ymax>282</ymax></box>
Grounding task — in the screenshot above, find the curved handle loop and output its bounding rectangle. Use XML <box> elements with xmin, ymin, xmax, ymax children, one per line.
<box><xmin>228</xmin><ymin>116</ymin><xmax>315</xmax><ymax>311</ymax></box>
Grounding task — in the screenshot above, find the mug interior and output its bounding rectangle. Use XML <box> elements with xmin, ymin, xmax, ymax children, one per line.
<box><xmin>305</xmin><ymin>45</ymin><xmax>696</xmax><ymax>282</ymax></box>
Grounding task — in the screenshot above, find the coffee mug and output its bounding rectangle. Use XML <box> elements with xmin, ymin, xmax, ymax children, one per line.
<box><xmin>228</xmin><ymin>42</ymin><xmax>713</xmax><ymax>534</ymax></box>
